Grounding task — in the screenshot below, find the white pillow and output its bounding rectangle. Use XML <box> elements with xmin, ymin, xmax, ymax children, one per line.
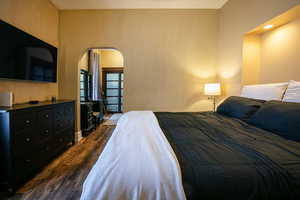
<box><xmin>282</xmin><ymin>80</ymin><xmax>300</xmax><ymax>103</ymax></box>
<box><xmin>241</xmin><ymin>82</ymin><xmax>288</xmax><ymax>101</ymax></box>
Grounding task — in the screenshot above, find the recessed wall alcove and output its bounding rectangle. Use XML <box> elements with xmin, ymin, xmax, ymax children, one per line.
<box><xmin>242</xmin><ymin>5</ymin><xmax>300</xmax><ymax>85</ymax></box>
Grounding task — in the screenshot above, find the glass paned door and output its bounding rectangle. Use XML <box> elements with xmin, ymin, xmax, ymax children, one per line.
<box><xmin>104</xmin><ymin>71</ymin><xmax>123</xmax><ymax>113</ymax></box>
<box><xmin>80</xmin><ymin>70</ymin><xmax>90</xmax><ymax>102</ymax></box>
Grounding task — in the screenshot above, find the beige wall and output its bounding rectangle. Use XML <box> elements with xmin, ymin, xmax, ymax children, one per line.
<box><xmin>218</xmin><ymin>0</ymin><xmax>300</xmax><ymax>96</ymax></box>
<box><xmin>242</xmin><ymin>34</ymin><xmax>261</xmax><ymax>85</ymax></box>
<box><xmin>0</xmin><ymin>0</ymin><xmax>59</xmax><ymax>104</ymax></box>
<box><xmin>260</xmin><ymin>18</ymin><xmax>300</xmax><ymax>83</ymax></box>
<box><xmin>59</xmin><ymin>9</ymin><xmax>219</xmax><ymax>131</ymax></box>
<box><xmin>100</xmin><ymin>49</ymin><xmax>124</xmax><ymax>68</ymax></box>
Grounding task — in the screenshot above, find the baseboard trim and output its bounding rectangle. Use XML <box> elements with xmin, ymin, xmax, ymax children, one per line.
<box><xmin>74</xmin><ymin>130</ymin><xmax>83</xmax><ymax>143</ymax></box>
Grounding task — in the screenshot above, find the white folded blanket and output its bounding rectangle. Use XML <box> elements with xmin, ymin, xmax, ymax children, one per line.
<box><xmin>80</xmin><ymin>111</ymin><xmax>186</xmax><ymax>200</ymax></box>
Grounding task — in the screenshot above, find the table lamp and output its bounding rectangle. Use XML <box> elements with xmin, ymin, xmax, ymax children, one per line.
<box><xmin>204</xmin><ymin>83</ymin><xmax>221</xmax><ymax>112</ymax></box>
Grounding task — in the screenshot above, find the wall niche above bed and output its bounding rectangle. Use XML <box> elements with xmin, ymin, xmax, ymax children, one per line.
<box><xmin>242</xmin><ymin>5</ymin><xmax>300</xmax><ymax>85</ymax></box>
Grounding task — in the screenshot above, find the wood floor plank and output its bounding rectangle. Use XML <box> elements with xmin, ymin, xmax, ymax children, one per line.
<box><xmin>4</xmin><ymin>124</ymin><xmax>115</xmax><ymax>200</ymax></box>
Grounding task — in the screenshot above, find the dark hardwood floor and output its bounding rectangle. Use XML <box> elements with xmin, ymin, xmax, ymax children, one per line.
<box><xmin>4</xmin><ymin>123</ymin><xmax>115</xmax><ymax>200</ymax></box>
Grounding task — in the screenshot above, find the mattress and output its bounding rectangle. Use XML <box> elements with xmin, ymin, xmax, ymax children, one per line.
<box><xmin>155</xmin><ymin>112</ymin><xmax>300</xmax><ymax>200</ymax></box>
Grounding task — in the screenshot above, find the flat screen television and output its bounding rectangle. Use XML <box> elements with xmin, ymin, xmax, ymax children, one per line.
<box><xmin>0</xmin><ymin>20</ymin><xmax>57</xmax><ymax>83</ymax></box>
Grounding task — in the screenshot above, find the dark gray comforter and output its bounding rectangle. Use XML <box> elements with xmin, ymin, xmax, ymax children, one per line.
<box><xmin>154</xmin><ymin>112</ymin><xmax>300</xmax><ymax>200</ymax></box>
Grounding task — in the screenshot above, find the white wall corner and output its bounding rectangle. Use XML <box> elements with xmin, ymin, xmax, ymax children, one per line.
<box><xmin>74</xmin><ymin>130</ymin><xmax>83</xmax><ymax>143</ymax></box>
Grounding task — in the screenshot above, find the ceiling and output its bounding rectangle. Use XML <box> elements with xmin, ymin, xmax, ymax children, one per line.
<box><xmin>50</xmin><ymin>0</ymin><xmax>228</xmax><ymax>10</ymax></box>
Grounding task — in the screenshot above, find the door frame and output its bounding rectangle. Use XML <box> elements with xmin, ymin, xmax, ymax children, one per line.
<box><xmin>102</xmin><ymin>67</ymin><xmax>124</xmax><ymax>113</ymax></box>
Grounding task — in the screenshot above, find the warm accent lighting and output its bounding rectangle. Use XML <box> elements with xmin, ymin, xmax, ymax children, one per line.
<box><xmin>204</xmin><ymin>83</ymin><xmax>221</xmax><ymax>112</ymax></box>
<box><xmin>204</xmin><ymin>83</ymin><xmax>221</xmax><ymax>96</ymax></box>
<box><xmin>264</xmin><ymin>24</ymin><xmax>273</xmax><ymax>30</ymax></box>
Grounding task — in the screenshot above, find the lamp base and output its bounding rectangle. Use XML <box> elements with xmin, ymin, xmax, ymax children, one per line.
<box><xmin>207</xmin><ymin>96</ymin><xmax>217</xmax><ymax>112</ymax></box>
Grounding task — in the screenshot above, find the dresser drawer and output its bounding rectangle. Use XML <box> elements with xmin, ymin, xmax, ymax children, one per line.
<box><xmin>37</xmin><ymin>109</ymin><xmax>53</xmax><ymax>126</ymax></box>
<box><xmin>65</xmin><ymin>103</ymin><xmax>75</xmax><ymax>129</ymax></box>
<box><xmin>54</xmin><ymin>105</ymin><xmax>66</xmax><ymax>132</ymax></box>
<box><xmin>36</xmin><ymin>127</ymin><xmax>53</xmax><ymax>145</ymax></box>
<box><xmin>14</xmin><ymin>142</ymin><xmax>55</xmax><ymax>183</ymax></box>
<box><xmin>36</xmin><ymin>110</ymin><xmax>53</xmax><ymax>144</ymax></box>
<box><xmin>15</xmin><ymin>156</ymin><xmax>37</xmax><ymax>174</ymax></box>
<box><xmin>14</xmin><ymin>154</ymin><xmax>40</xmax><ymax>184</ymax></box>
<box><xmin>54</xmin><ymin>119</ymin><xmax>65</xmax><ymax>134</ymax></box>
<box><xmin>53</xmin><ymin>105</ymin><xmax>65</xmax><ymax>121</ymax></box>
<box><xmin>65</xmin><ymin>117</ymin><xmax>74</xmax><ymax>129</ymax></box>
<box><xmin>51</xmin><ymin>133</ymin><xmax>72</xmax><ymax>157</ymax></box>
<box><xmin>36</xmin><ymin>144</ymin><xmax>55</xmax><ymax>166</ymax></box>
<box><xmin>12</xmin><ymin>113</ymin><xmax>36</xmax><ymax>132</ymax></box>
<box><xmin>64</xmin><ymin>103</ymin><xmax>74</xmax><ymax>115</ymax></box>
<box><xmin>13</xmin><ymin>131</ymin><xmax>38</xmax><ymax>157</ymax></box>
<box><xmin>53</xmin><ymin>130</ymin><xmax>73</xmax><ymax>146</ymax></box>
<box><xmin>54</xmin><ymin>103</ymin><xmax>74</xmax><ymax>133</ymax></box>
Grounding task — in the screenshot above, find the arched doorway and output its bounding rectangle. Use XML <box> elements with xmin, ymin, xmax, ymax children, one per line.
<box><xmin>78</xmin><ymin>48</ymin><xmax>124</xmax><ymax>132</ymax></box>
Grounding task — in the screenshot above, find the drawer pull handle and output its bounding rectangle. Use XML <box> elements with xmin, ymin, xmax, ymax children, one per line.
<box><xmin>25</xmin><ymin>120</ymin><xmax>30</xmax><ymax>124</ymax></box>
<box><xmin>25</xmin><ymin>138</ymin><xmax>31</xmax><ymax>142</ymax></box>
<box><xmin>45</xmin><ymin>130</ymin><xmax>49</xmax><ymax>133</ymax></box>
<box><xmin>25</xmin><ymin>159</ymin><xmax>31</xmax><ymax>163</ymax></box>
<box><xmin>45</xmin><ymin>114</ymin><xmax>49</xmax><ymax>118</ymax></box>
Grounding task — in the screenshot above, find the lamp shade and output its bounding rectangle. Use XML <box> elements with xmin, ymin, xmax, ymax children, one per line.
<box><xmin>204</xmin><ymin>83</ymin><xmax>221</xmax><ymax>96</ymax></box>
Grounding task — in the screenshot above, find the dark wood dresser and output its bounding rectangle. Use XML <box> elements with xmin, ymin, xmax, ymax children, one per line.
<box><xmin>80</xmin><ymin>102</ymin><xmax>94</xmax><ymax>134</ymax></box>
<box><xmin>0</xmin><ymin>100</ymin><xmax>75</xmax><ymax>194</ymax></box>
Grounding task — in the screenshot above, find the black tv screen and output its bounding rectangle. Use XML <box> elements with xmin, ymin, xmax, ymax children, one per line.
<box><xmin>0</xmin><ymin>20</ymin><xmax>57</xmax><ymax>83</ymax></box>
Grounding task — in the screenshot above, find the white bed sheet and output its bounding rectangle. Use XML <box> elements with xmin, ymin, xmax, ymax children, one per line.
<box><xmin>80</xmin><ymin>111</ymin><xmax>186</xmax><ymax>200</ymax></box>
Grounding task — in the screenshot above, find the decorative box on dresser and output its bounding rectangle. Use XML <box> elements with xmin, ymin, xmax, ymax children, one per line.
<box><xmin>0</xmin><ymin>100</ymin><xmax>75</xmax><ymax>195</ymax></box>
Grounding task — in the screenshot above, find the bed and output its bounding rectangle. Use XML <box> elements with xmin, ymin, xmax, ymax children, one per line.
<box><xmin>155</xmin><ymin>111</ymin><xmax>300</xmax><ymax>200</ymax></box>
<box><xmin>80</xmin><ymin>81</ymin><xmax>300</xmax><ymax>200</ymax></box>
